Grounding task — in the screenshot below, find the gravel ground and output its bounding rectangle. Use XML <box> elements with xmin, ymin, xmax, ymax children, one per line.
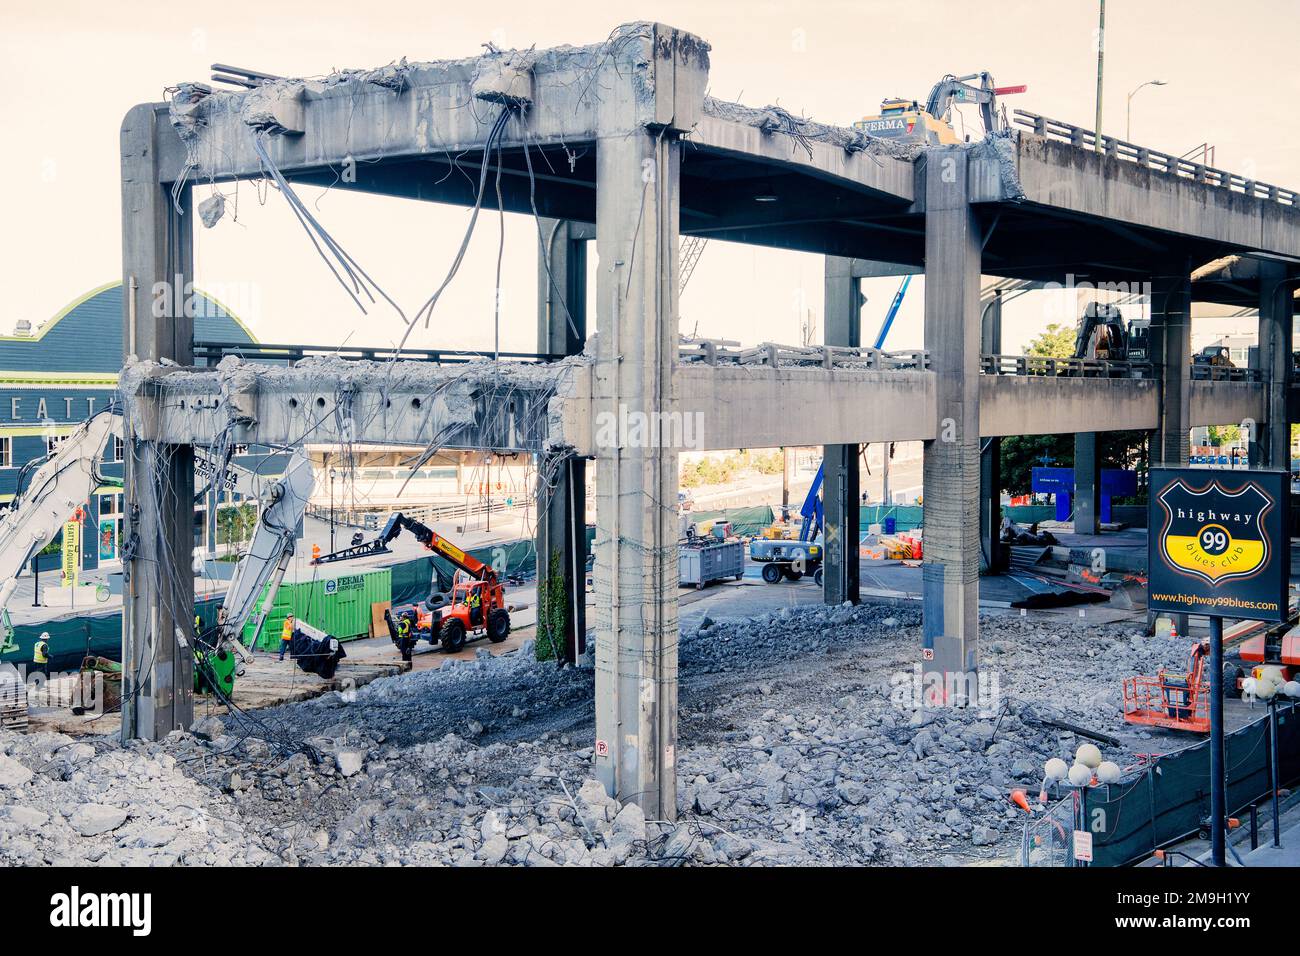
<box><xmin>0</xmin><ymin>602</ymin><xmax>1186</xmax><ymax>866</ymax></box>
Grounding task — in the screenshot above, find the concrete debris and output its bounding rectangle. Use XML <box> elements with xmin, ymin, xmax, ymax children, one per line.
<box><xmin>197</xmin><ymin>193</ymin><xmax>227</xmax><ymax>229</ymax></box>
<box><xmin>0</xmin><ymin>753</ymin><xmax>34</xmax><ymax>788</ymax></box>
<box><xmin>168</xmin><ymin>83</ymin><xmax>211</xmax><ymax>144</ymax></box>
<box><xmin>191</xmin><ymin>715</ymin><xmax>225</xmax><ymax>741</ymax></box>
<box><xmin>70</xmin><ymin>805</ymin><xmax>129</xmax><ymax>837</ymax></box>
<box><xmin>0</xmin><ymin>604</ymin><xmax>1182</xmax><ymax>867</ymax></box>
<box><xmin>240</xmin><ymin>81</ymin><xmax>306</xmax><ymax>135</ymax></box>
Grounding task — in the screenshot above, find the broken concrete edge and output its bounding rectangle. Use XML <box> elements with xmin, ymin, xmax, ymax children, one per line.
<box><xmin>165</xmin><ymin>22</ymin><xmax>704</xmax><ymax>143</ymax></box>
<box><xmin>118</xmin><ymin>354</ymin><xmax>593</xmax><ymax>453</ymax></box>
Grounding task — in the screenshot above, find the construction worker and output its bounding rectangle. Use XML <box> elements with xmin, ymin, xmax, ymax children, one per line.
<box><xmin>32</xmin><ymin>631</ymin><xmax>50</xmax><ymax>678</ymax></box>
<box><xmin>394</xmin><ymin>612</ymin><xmax>414</xmax><ymax>662</ymax></box>
<box><xmin>466</xmin><ymin>585</ymin><xmax>483</xmax><ymax>628</ymax></box>
<box><xmin>278</xmin><ymin>614</ymin><xmax>295</xmax><ymax>662</ymax></box>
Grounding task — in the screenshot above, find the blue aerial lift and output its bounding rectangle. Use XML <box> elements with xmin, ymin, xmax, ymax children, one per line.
<box><xmin>750</xmin><ymin>276</ymin><xmax>911</xmax><ymax>585</ymax></box>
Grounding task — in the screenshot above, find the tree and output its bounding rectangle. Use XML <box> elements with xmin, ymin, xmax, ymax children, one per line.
<box><xmin>999</xmin><ymin>431</ymin><xmax>1148</xmax><ymax>498</ymax></box>
<box><xmin>1206</xmin><ymin>424</ymin><xmax>1241</xmax><ymax>447</ymax></box>
<box><xmin>1024</xmin><ymin>322</ymin><xmax>1075</xmax><ymax>359</ymax></box>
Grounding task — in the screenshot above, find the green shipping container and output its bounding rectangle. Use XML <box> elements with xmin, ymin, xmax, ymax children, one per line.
<box><xmin>242</xmin><ymin>566</ymin><xmax>392</xmax><ymax>650</ymax></box>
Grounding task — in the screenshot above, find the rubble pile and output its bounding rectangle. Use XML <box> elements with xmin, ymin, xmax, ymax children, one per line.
<box><xmin>0</xmin><ymin>604</ymin><xmax>1185</xmax><ymax>866</ymax></box>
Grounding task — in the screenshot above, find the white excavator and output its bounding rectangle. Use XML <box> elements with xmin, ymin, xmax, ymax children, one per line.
<box><xmin>0</xmin><ymin>410</ymin><xmax>335</xmax><ymax>702</ymax></box>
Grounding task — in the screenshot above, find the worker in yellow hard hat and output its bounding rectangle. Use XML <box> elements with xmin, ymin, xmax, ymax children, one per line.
<box><xmin>278</xmin><ymin>614</ymin><xmax>295</xmax><ymax>662</ymax></box>
<box><xmin>394</xmin><ymin>612</ymin><xmax>414</xmax><ymax>662</ymax></box>
<box><xmin>32</xmin><ymin>631</ymin><xmax>50</xmax><ymax>677</ymax></box>
<box><xmin>466</xmin><ymin>586</ymin><xmax>483</xmax><ymax>628</ymax></box>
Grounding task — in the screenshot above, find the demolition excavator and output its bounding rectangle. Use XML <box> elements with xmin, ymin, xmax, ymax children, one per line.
<box><xmin>855</xmin><ymin>72</ymin><xmax>1026</xmax><ymax>146</ymax></box>
<box><xmin>0</xmin><ymin>410</ymin><xmax>338</xmax><ymax>699</ymax></box>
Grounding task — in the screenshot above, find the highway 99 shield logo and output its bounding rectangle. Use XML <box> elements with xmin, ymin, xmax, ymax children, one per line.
<box><xmin>1147</xmin><ymin>469</ymin><xmax>1289</xmax><ymax>622</ymax></box>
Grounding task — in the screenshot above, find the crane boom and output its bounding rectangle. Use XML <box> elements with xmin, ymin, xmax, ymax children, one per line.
<box><xmin>379</xmin><ymin>512</ymin><xmax>497</xmax><ymax>584</ymax></box>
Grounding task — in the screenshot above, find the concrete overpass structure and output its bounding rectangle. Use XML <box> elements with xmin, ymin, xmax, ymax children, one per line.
<box><xmin>120</xmin><ymin>22</ymin><xmax>1300</xmax><ymax>817</ymax></box>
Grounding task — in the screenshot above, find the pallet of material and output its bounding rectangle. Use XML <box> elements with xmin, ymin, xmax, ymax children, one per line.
<box><xmin>1</xmin><ymin>683</ymin><xmax>29</xmax><ymax>733</ymax></box>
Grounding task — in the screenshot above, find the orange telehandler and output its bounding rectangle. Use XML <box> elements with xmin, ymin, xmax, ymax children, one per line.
<box><xmin>375</xmin><ymin>512</ymin><xmax>511</xmax><ymax>660</ymax></box>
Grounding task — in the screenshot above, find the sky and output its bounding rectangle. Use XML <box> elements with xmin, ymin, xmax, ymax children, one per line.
<box><xmin>4</xmin><ymin>0</ymin><xmax>1299</xmax><ymax>356</ymax></box>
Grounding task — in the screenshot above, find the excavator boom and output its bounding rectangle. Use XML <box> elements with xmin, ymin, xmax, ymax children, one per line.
<box><xmin>0</xmin><ymin>411</ymin><xmax>118</xmax><ymax>653</ymax></box>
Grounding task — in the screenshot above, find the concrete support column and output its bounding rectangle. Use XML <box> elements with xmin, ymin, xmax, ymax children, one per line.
<box><xmin>823</xmin><ymin>256</ymin><xmax>861</xmax><ymax>605</ymax></box>
<box><xmin>921</xmin><ymin>151</ymin><xmax>982</xmax><ymax>700</ymax></box>
<box><xmin>1074</xmin><ymin>432</ymin><xmax>1100</xmax><ymax>535</ymax></box>
<box><xmin>591</xmin><ymin>132</ymin><xmax>680</xmax><ymax>818</ymax></box>
<box><xmin>979</xmin><ymin>291</ymin><xmax>1004</xmax><ymax>573</ymax></box>
<box><xmin>120</xmin><ymin>104</ymin><xmax>195</xmax><ymax>741</ymax></box>
<box><xmin>1257</xmin><ymin>261</ymin><xmax>1291</xmax><ymax>470</ymax></box>
<box><xmin>536</xmin><ymin>220</ymin><xmax>590</xmax><ymax>664</ymax></box>
<box><xmin>1150</xmin><ymin>261</ymin><xmax>1193</xmax><ymax>468</ymax></box>
<box><xmin>979</xmin><ymin>439</ymin><xmax>1004</xmax><ymax>573</ymax></box>
<box><xmin>1148</xmin><ymin>261</ymin><xmax>1193</xmax><ymax>635</ymax></box>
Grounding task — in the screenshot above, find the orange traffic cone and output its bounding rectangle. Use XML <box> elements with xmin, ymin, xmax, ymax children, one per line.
<box><xmin>1010</xmin><ymin>789</ymin><xmax>1032</xmax><ymax>813</ymax></box>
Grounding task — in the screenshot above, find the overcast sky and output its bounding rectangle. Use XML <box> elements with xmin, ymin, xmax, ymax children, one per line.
<box><xmin>4</xmin><ymin>0</ymin><xmax>1298</xmax><ymax>355</ymax></box>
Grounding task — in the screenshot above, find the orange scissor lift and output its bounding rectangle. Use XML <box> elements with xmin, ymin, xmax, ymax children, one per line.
<box><xmin>1122</xmin><ymin>641</ymin><xmax>1210</xmax><ymax>734</ymax></box>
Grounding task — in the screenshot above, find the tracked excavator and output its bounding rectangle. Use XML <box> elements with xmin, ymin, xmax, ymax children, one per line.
<box><xmin>855</xmin><ymin>72</ymin><xmax>1026</xmax><ymax>145</ymax></box>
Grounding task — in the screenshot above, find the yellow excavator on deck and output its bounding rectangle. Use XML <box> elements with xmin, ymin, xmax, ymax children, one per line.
<box><xmin>855</xmin><ymin>72</ymin><xmax>1026</xmax><ymax>145</ymax></box>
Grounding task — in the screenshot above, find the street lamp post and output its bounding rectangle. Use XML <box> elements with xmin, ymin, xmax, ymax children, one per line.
<box><xmin>1094</xmin><ymin>0</ymin><xmax>1105</xmax><ymax>152</ymax></box>
<box><xmin>1126</xmin><ymin>80</ymin><xmax>1167</xmax><ymax>142</ymax></box>
<box><xmin>329</xmin><ymin>467</ymin><xmax>337</xmax><ymax>552</ymax></box>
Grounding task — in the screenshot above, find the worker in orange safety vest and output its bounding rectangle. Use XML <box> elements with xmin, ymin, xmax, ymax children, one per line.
<box><xmin>278</xmin><ymin>614</ymin><xmax>295</xmax><ymax>661</ymax></box>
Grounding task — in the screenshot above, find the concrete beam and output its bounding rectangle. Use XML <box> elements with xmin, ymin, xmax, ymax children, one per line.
<box><xmin>674</xmin><ymin>365</ymin><xmax>935</xmax><ymax>451</ymax></box>
<box><xmin>135</xmin><ymin>358</ymin><xmax>1267</xmax><ymax>456</ymax></box>
<box><xmin>126</xmin><ymin>358</ymin><xmax>586</xmax><ymax>454</ymax></box>
<box><xmin>692</xmin><ymin>114</ymin><xmax>914</xmax><ymax>204</ymax></box>
<box><xmin>975</xmin><ymin>136</ymin><xmax>1300</xmax><ymax>260</ymax></box>
<box><xmin>151</xmin><ymin>24</ymin><xmax>709</xmax><ymax>186</ymax></box>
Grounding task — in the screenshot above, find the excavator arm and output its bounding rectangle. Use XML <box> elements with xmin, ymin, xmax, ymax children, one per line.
<box><xmin>924</xmin><ymin>73</ymin><xmax>1025</xmax><ymax>137</ymax></box>
<box><xmin>216</xmin><ymin>449</ymin><xmax>315</xmax><ymax>661</ymax></box>
<box><xmin>0</xmin><ymin>411</ymin><xmax>119</xmax><ymax>655</ymax></box>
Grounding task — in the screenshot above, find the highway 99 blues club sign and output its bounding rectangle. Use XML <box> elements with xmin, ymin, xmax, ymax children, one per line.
<box><xmin>1148</xmin><ymin>469</ymin><xmax>1289</xmax><ymax>622</ymax></box>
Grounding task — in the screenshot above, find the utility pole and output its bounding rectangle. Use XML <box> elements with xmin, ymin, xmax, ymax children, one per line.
<box><xmin>1094</xmin><ymin>0</ymin><xmax>1106</xmax><ymax>152</ymax></box>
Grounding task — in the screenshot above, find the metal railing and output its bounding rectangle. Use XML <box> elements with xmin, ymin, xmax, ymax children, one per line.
<box><xmin>1014</xmin><ymin>110</ymin><xmax>1300</xmax><ymax>207</ymax></box>
<box><xmin>983</xmin><ymin>354</ymin><xmax>1263</xmax><ymax>382</ymax></box>
<box><xmin>680</xmin><ymin>339</ymin><xmax>929</xmax><ymax>371</ymax></box>
<box><xmin>1021</xmin><ymin>793</ymin><xmax>1078</xmax><ymax>867</ymax></box>
<box><xmin>981</xmin><ymin>354</ymin><xmax>1153</xmax><ymax>378</ymax></box>
<box><xmin>1189</xmin><ymin>363</ymin><xmax>1260</xmax><ymax>382</ymax></box>
<box><xmin>193</xmin><ymin>341</ymin><xmax>565</xmax><ymax>367</ymax></box>
<box><xmin>306</xmin><ymin>497</ymin><xmax>525</xmax><ymax>532</ymax></box>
